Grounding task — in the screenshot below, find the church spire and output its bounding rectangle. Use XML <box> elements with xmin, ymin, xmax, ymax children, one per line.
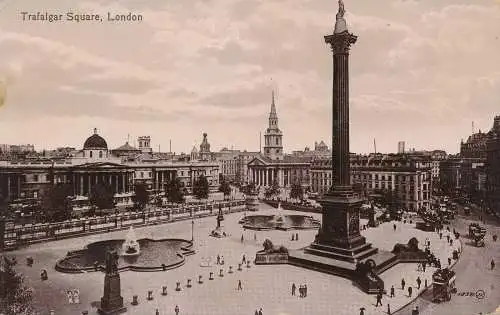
<box><xmin>269</xmin><ymin>90</ymin><xmax>278</xmax><ymax>127</ymax></box>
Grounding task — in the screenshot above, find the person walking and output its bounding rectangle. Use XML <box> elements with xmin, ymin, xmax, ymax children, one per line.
<box><xmin>295</xmin><ymin>233</ymin><xmax>299</xmax><ymax>241</ymax></box>
<box><xmin>155</xmin><ymin>309</ymin><xmax>160</xmax><ymax>315</ymax></box>
<box><xmin>242</xmin><ymin>254</ymin><xmax>246</xmax><ymax>264</ymax></box>
<box><xmin>258</xmin><ymin>307</ymin><xmax>263</xmax><ymax>315</ymax></box>
<box><xmin>393</xmin><ymin>223</ymin><xmax>396</xmax><ymax>231</ymax></box>
<box><xmin>237</xmin><ymin>280</ymin><xmax>243</xmax><ymax>290</ymax></box>
<box><xmin>408</xmin><ymin>286</ymin><xmax>413</xmax><ymax>297</ymax></box>
<box><xmin>401</xmin><ymin>278</ymin><xmax>406</xmax><ymax>290</ymax></box>
<box><xmin>359</xmin><ymin>307</ymin><xmax>365</xmax><ymax>315</ymax></box>
<box><xmin>292</xmin><ymin>283</ymin><xmax>296</xmax><ymax>296</ymax></box>
<box><xmin>416</xmin><ymin>277</ymin><xmax>422</xmax><ymax>290</ymax></box>
<box><xmin>375</xmin><ymin>292</ymin><xmax>383</xmax><ymax>307</ymax></box>
<box><xmin>304</xmin><ymin>284</ymin><xmax>308</xmax><ymax>297</ymax></box>
<box><xmin>175</xmin><ymin>305</ymin><xmax>180</xmax><ymax>315</ymax></box>
<box><xmin>491</xmin><ymin>259</ymin><xmax>495</xmax><ymax>270</ymax></box>
<box><xmin>254</xmin><ymin>310</ymin><xmax>259</xmax><ymax>315</ymax></box>
<box><xmin>390</xmin><ymin>285</ymin><xmax>395</xmax><ymax>298</ymax></box>
<box><xmin>217</xmin><ymin>254</ymin><xmax>220</xmax><ymax>265</ymax></box>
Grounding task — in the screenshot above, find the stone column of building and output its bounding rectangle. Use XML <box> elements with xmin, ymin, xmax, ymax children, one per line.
<box><xmin>87</xmin><ymin>174</ymin><xmax>91</xmax><ymax>195</ymax></box>
<box><xmin>122</xmin><ymin>173</ymin><xmax>126</xmax><ymax>193</ymax></box>
<box><xmin>115</xmin><ymin>174</ymin><xmax>119</xmax><ymax>194</ymax></box>
<box><xmin>6</xmin><ymin>175</ymin><xmax>11</xmax><ymax>199</ymax></box>
<box><xmin>16</xmin><ymin>175</ymin><xmax>21</xmax><ymax>198</ymax></box>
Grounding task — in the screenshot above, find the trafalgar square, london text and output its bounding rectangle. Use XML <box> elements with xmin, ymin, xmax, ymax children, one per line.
<box><xmin>20</xmin><ymin>11</ymin><xmax>143</xmax><ymax>23</ymax></box>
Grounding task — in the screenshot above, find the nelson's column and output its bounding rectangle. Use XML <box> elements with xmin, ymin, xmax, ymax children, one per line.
<box><xmin>289</xmin><ymin>0</ymin><xmax>396</xmax><ymax>292</ymax></box>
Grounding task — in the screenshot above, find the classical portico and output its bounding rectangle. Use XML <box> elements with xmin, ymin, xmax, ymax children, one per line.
<box><xmin>247</xmin><ymin>156</ymin><xmax>310</xmax><ymax>188</ymax></box>
<box><xmin>72</xmin><ymin>163</ymin><xmax>134</xmax><ymax>196</ymax></box>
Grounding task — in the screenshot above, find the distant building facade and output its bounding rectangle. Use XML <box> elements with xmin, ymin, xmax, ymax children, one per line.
<box><xmin>486</xmin><ymin>115</ymin><xmax>500</xmax><ymax>215</ymax></box>
<box><xmin>398</xmin><ymin>141</ymin><xmax>405</xmax><ymax>154</ymax></box>
<box><xmin>310</xmin><ymin>154</ymin><xmax>433</xmax><ymax>211</ymax></box>
<box><xmin>0</xmin><ymin>129</ymin><xmax>219</xmax><ymax>214</ymax></box>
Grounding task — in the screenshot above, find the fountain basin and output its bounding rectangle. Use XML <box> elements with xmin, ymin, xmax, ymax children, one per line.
<box><xmin>239</xmin><ymin>214</ymin><xmax>320</xmax><ymax>231</ymax></box>
<box><xmin>55</xmin><ymin>238</ymin><xmax>194</xmax><ymax>273</ymax></box>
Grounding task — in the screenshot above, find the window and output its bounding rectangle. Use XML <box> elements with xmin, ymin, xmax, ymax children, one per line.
<box><xmin>276</xmin><ymin>138</ymin><xmax>279</xmax><ymax>145</ymax></box>
<box><xmin>33</xmin><ymin>175</ymin><xmax>38</xmax><ymax>182</ymax></box>
<box><xmin>90</xmin><ymin>151</ymin><xmax>93</xmax><ymax>158</ymax></box>
<box><xmin>99</xmin><ymin>151</ymin><xmax>103</xmax><ymax>158</ymax></box>
<box><xmin>140</xmin><ymin>172</ymin><xmax>144</xmax><ymax>178</ymax></box>
<box><xmin>149</xmin><ymin>172</ymin><xmax>152</xmax><ymax>177</ymax></box>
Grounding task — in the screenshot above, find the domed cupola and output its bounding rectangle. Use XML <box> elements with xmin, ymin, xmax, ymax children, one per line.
<box><xmin>84</xmin><ymin>128</ymin><xmax>108</xmax><ymax>149</ymax></box>
<box><xmin>83</xmin><ymin>128</ymin><xmax>109</xmax><ymax>159</ymax></box>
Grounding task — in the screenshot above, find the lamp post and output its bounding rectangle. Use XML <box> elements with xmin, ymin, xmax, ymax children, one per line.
<box><xmin>191</xmin><ymin>220</ymin><xmax>194</xmax><ymax>242</ymax></box>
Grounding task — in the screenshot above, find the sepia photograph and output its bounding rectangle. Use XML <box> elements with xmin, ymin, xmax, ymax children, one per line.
<box><xmin>0</xmin><ymin>0</ymin><xmax>499</xmax><ymax>314</ymax></box>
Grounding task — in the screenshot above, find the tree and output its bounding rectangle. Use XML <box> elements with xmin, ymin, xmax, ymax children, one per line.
<box><xmin>0</xmin><ymin>256</ymin><xmax>34</xmax><ymax>315</ymax></box>
<box><xmin>218</xmin><ymin>180</ymin><xmax>231</xmax><ymax>200</ymax></box>
<box><xmin>166</xmin><ymin>178</ymin><xmax>185</xmax><ymax>204</ymax></box>
<box><xmin>264</xmin><ymin>179</ymin><xmax>280</xmax><ymax>199</ymax></box>
<box><xmin>193</xmin><ymin>175</ymin><xmax>209</xmax><ymax>199</ymax></box>
<box><xmin>290</xmin><ymin>183</ymin><xmax>304</xmax><ymax>200</ymax></box>
<box><xmin>0</xmin><ymin>188</ymin><xmax>7</xmax><ymax>218</ymax></box>
<box><xmin>89</xmin><ymin>182</ymin><xmax>115</xmax><ymax>211</ymax></box>
<box><xmin>132</xmin><ymin>183</ymin><xmax>149</xmax><ymax>210</ymax></box>
<box><xmin>378</xmin><ymin>189</ymin><xmax>402</xmax><ymax>220</ymax></box>
<box><xmin>242</xmin><ymin>182</ymin><xmax>257</xmax><ymax>195</ymax></box>
<box><xmin>41</xmin><ymin>183</ymin><xmax>73</xmax><ymax>222</ymax></box>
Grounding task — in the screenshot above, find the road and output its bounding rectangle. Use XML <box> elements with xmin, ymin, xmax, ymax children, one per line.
<box><xmin>395</xmin><ymin>205</ymin><xmax>500</xmax><ymax>315</ymax></box>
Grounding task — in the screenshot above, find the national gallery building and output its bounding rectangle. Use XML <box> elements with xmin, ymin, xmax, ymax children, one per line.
<box><xmin>0</xmin><ymin>129</ymin><xmax>220</xmax><ymax>211</ymax></box>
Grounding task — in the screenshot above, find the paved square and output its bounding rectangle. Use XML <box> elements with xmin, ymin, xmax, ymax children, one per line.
<box><xmin>10</xmin><ymin>204</ymin><xmax>461</xmax><ymax>315</ymax></box>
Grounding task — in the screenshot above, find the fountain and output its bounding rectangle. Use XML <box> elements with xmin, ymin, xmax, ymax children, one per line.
<box><xmin>55</xmin><ymin>228</ymin><xmax>195</xmax><ymax>273</ymax></box>
<box><xmin>121</xmin><ymin>227</ymin><xmax>140</xmax><ymax>256</ymax></box>
<box><xmin>240</xmin><ymin>214</ymin><xmax>320</xmax><ymax>231</ymax></box>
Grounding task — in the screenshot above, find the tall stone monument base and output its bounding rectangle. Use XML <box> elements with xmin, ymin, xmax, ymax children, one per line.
<box><xmin>288</xmin><ymin>187</ymin><xmax>398</xmax><ymax>294</ymax></box>
<box><xmin>98</xmin><ymin>273</ymin><xmax>127</xmax><ymax>315</ymax></box>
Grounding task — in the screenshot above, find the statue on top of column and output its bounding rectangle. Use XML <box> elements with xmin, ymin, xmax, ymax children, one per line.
<box><xmin>334</xmin><ymin>0</ymin><xmax>348</xmax><ymax>34</ymax></box>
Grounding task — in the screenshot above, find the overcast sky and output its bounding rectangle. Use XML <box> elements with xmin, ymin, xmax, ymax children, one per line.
<box><xmin>0</xmin><ymin>0</ymin><xmax>499</xmax><ymax>154</ymax></box>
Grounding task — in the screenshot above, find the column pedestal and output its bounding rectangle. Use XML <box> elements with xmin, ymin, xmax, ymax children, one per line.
<box><xmin>98</xmin><ymin>273</ymin><xmax>126</xmax><ymax>315</ymax></box>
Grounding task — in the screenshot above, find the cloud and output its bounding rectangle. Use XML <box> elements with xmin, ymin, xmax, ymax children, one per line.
<box><xmin>0</xmin><ymin>0</ymin><xmax>499</xmax><ymax>154</ymax></box>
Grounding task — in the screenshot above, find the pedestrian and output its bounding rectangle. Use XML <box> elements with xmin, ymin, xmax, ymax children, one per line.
<box><xmin>241</xmin><ymin>234</ymin><xmax>244</xmax><ymax>242</ymax></box>
<box><xmin>491</xmin><ymin>259</ymin><xmax>495</xmax><ymax>270</ymax></box>
<box><xmin>416</xmin><ymin>277</ymin><xmax>421</xmax><ymax>289</ymax></box>
<box><xmin>415</xmin><ymin>306</ymin><xmax>419</xmax><ymax>315</ymax></box>
<box><xmin>375</xmin><ymin>292</ymin><xmax>383</xmax><ymax>307</ymax></box>
<box><xmin>390</xmin><ymin>285</ymin><xmax>395</xmax><ymax>297</ymax></box>
<box><xmin>155</xmin><ymin>309</ymin><xmax>160</xmax><ymax>315</ymax></box>
<box><xmin>387</xmin><ymin>303</ymin><xmax>391</xmax><ymax>315</ymax></box>
<box><xmin>304</xmin><ymin>284</ymin><xmax>307</xmax><ymax>297</ymax></box>
<box><xmin>439</xmin><ymin>232</ymin><xmax>443</xmax><ymax>239</ymax></box>
<box><xmin>242</xmin><ymin>254</ymin><xmax>246</xmax><ymax>264</ymax></box>
<box><xmin>446</xmin><ymin>235</ymin><xmax>450</xmax><ymax>242</ymax></box>
<box><xmin>408</xmin><ymin>286</ymin><xmax>413</xmax><ymax>297</ymax></box>
<box><xmin>258</xmin><ymin>307</ymin><xmax>263</xmax><ymax>315</ymax></box>
<box><xmin>422</xmin><ymin>261</ymin><xmax>426</xmax><ymax>272</ymax></box>
<box><xmin>255</xmin><ymin>310</ymin><xmax>259</xmax><ymax>315</ymax></box>
<box><xmin>175</xmin><ymin>305</ymin><xmax>179</xmax><ymax>315</ymax></box>
<box><xmin>237</xmin><ymin>280</ymin><xmax>243</xmax><ymax>290</ymax></box>
<box><xmin>424</xmin><ymin>279</ymin><xmax>428</xmax><ymax>288</ymax></box>
<box><xmin>254</xmin><ymin>233</ymin><xmax>257</xmax><ymax>241</ymax></box>
<box><xmin>298</xmin><ymin>285</ymin><xmax>303</xmax><ymax>297</ymax></box>
<box><xmin>292</xmin><ymin>283</ymin><xmax>296</xmax><ymax>296</ymax></box>
<box><xmin>359</xmin><ymin>307</ymin><xmax>365</xmax><ymax>315</ymax></box>
<box><xmin>401</xmin><ymin>278</ymin><xmax>406</xmax><ymax>290</ymax></box>
<box><xmin>295</xmin><ymin>233</ymin><xmax>299</xmax><ymax>241</ymax></box>
<box><xmin>393</xmin><ymin>223</ymin><xmax>396</xmax><ymax>231</ymax></box>
<box><xmin>217</xmin><ymin>254</ymin><xmax>220</xmax><ymax>265</ymax></box>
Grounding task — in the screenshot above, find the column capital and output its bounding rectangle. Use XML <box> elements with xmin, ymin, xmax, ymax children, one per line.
<box><xmin>325</xmin><ymin>32</ymin><xmax>357</xmax><ymax>54</ymax></box>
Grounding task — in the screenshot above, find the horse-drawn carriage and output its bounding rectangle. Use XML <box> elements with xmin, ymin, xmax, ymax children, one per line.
<box><xmin>432</xmin><ymin>268</ymin><xmax>456</xmax><ymax>303</ymax></box>
<box><xmin>469</xmin><ymin>223</ymin><xmax>487</xmax><ymax>247</ymax></box>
